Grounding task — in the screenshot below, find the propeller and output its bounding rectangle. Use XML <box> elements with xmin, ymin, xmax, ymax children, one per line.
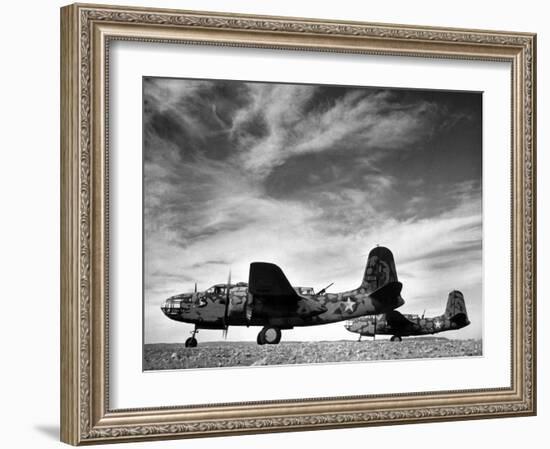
<box><xmin>222</xmin><ymin>269</ymin><xmax>232</xmax><ymax>339</ymax></box>
<box><xmin>192</xmin><ymin>282</ymin><xmax>198</xmax><ymax>303</ymax></box>
<box><xmin>421</xmin><ymin>309</ymin><xmax>426</xmax><ymax>319</ymax></box>
<box><xmin>225</xmin><ymin>269</ymin><xmax>231</xmax><ymax>303</ymax></box>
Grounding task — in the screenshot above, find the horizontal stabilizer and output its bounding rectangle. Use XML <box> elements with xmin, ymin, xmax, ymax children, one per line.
<box><xmin>370</xmin><ymin>281</ymin><xmax>402</xmax><ymax>301</ymax></box>
<box><xmin>249</xmin><ymin>262</ymin><xmax>300</xmax><ymax>300</ymax></box>
<box><xmin>370</xmin><ymin>281</ymin><xmax>404</xmax><ymax>311</ymax></box>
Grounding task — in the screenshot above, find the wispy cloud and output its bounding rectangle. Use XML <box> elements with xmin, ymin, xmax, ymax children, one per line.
<box><xmin>231</xmin><ymin>87</ymin><xmax>442</xmax><ymax>178</ymax></box>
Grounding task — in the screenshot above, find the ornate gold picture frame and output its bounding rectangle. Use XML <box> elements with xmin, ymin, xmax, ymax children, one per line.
<box><xmin>60</xmin><ymin>3</ymin><xmax>536</xmax><ymax>445</ymax></box>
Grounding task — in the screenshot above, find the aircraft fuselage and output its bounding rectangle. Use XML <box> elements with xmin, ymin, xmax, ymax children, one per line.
<box><xmin>161</xmin><ymin>246</ymin><xmax>406</xmax><ymax>346</ymax></box>
<box><xmin>345</xmin><ymin>312</ymin><xmax>469</xmax><ymax>337</ymax></box>
<box><xmin>161</xmin><ymin>285</ymin><xmax>404</xmax><ymax>329</ymax></box>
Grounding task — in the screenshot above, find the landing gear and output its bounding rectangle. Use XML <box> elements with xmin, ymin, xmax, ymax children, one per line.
<box><xmin>257</xmin><ymin>327</ymin><xmax>281</xmax><ymax>345</ymax></box>
<box><xmin>390</xmin><ymin>335</ymin><xmax>402</xmax><ymax>342</ymax></box>
<box><xmin>185</xmin><ymin>328</ymin><xmax>199</xmax><ymax>347</ymax></box>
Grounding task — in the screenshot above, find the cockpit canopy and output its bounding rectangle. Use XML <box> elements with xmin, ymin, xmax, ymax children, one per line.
<box><xmin>204</xmin><ymin>282</ymin><xmax>248</xmax><ymax>296</ymax></box>
<box><xmin>205</xmin><ymin>285</ymin><xmax>226</xmax><ymax>295</ymax></box>
<box><xmin>294</xmin><ymin>286</ymin><xmax>315</xmax><ymax>295</ymax></box>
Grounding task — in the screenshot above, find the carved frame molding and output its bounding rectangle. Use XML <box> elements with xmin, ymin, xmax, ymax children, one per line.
<box><xmin>60</xmin><ymin>3</ymin><xmax>536</xmax><ymax>445</ymax></box>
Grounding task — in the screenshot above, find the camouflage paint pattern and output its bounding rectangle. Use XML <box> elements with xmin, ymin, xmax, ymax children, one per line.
<box><xmin>161</xmin><ymin>246</ymin><xmax>405</xmax><ymax>330</ymax></box>
<box><xmin>344</xmin><ymin>290</ymin><xmax>470</xmax><ymax>338</ymax></box>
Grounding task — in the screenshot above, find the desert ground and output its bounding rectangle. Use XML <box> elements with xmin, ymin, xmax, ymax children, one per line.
<box><xmin>143</xmin><ymin>338</ymin><xmax>482</xmax><ymax>370</ymax></box>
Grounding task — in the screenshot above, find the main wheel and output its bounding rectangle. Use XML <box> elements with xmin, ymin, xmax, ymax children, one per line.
<box><xmin>265</xmin><ymin>327</ymin><xmax>281</xmax><ymax>344</ymax></box>
<box><xmin>185</xmin><ymin>337</ymin><xmax>198</xmax><ymax>347</ymax></box>
<box><xmin>390</xmin><ymin>335</ymin><xmax>402</xmax><ymax>342</ymax></box>
<box><xmin>257</xmin><ymin>327</ymin><xmax>281</xmax><ymax>345</ymax></box>
<box><xmin>257</xmin><ymin>330</ymin><xmax>266</xmax><ymax>345</ymax></box>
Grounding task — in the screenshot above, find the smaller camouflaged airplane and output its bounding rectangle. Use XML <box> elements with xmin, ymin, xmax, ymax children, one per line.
<box><xmin>161</xmin><ymin>246</ymin><xmax>405</xmax><ymax>347</ymax></box>
<box><xmin>344</xmin><ymin>290</ymin><xmax>470</xmax><ymax>341</ymax></box>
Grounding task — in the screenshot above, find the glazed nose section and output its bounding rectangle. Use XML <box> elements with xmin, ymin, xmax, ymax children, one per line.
<box><xmin>161</xmin><ymin>297</ymin><xmax>185</xmax><ymax>316</ymax></box>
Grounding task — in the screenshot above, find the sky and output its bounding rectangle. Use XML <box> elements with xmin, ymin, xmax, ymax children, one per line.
<box><xmin>143</xmin><ymin>76</ymin><xmax>482</xmax><ymax>344</ymax></box>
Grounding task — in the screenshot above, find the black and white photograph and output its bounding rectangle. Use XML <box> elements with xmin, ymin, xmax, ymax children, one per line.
<box><xmin>142</xmin><ymin>77</ymin><xmax>483</xmax><ymax>370</ymax></box>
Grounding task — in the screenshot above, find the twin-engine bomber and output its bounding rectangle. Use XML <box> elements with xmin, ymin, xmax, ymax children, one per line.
<box><xmin>161</xmin><ymin>246</ymin><xmax>405</xmax><ymax>347</ymax></box>
<box><xmin>344</xmin><ymin>290</ymin><xmax>470</xmax><ymax>341</ymax></box>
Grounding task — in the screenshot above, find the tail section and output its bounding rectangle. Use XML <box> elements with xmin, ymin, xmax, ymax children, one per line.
<box><xmin>361</xmin><ymin>246</ymin><xmax>399</xmax><ymax>291</ymax></box>
<box><xmin>444</xmin><ymin>290</ymin><xmax>470</xmax><ymax>328</ymax></box>
<box><xmin>363</xmin><ymin>246</ymin><xmax>404</xmax><ymax>312</ymax></box>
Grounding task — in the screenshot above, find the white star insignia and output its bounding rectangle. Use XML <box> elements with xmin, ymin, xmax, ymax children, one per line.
<box><xmin>343</xmin><ymin>297</ymin><xmax>355</xmax><ymax>313</ymax></box>
<box><xmin>434</xmin><ymin>320</ymin><xmax>442</xmax><ymax>329</ymax></box>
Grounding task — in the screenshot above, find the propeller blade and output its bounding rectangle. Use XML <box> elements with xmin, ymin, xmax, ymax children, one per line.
<box><xmin>226</xmin><ymin>269</ymin><xmax>232</xmax><ymax>301</ymax></box>
<box><xmin>194</xmin><ymin>282</ymin><xmax>197</xmax><ymax>293</ymax></box>
<box><xmin>222</xmin><ymin>327</ymin><xmax>228</xmax><ymax>339</ymax></box>
<box><xmin>223</xmin><ymin>268</ymin><xmax>232</xmax><ymax>328</ymax></box>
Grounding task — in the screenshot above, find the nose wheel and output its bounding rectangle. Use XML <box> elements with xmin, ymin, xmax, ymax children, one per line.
<box><xmin>390</xmin><ymin>335</ymin><xmax>402</xmax><ymax>342</ymax></box>
<box><xmin>185</xmin><ymin>328</ymin><xmax>199</xmax><ymax>348</ymax></box>
<box><xmin>257</xmin><ymin>327</ymin><xmax>281</xmax><ymax>345</ymax></box>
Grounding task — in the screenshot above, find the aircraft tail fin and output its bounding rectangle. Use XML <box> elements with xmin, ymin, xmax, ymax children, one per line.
<box><xmin>444</xmin><ymin>290</ymin><xmax>470</xmax><ymax>327</ymax></box>
<box><xmin>361</xmin><ymin>246</ymin><xmax>399</xmax><ymax>292</ymax></box>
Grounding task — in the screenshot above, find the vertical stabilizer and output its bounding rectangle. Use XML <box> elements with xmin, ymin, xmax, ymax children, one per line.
<box><xmin>444</xmin><ymin>290</ymin><xmax>470</xmax><ymax>327</ymax></box>
<box><xmin>361</xmin><ymin>246</ymin><xmax>398</xmax><ymax>292</ymax></box>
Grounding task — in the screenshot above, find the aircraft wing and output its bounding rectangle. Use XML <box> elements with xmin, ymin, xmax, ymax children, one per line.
<box><xmin>249</xmin><ymin>262</ymin><xmax>301</xmax><ymax>299</ymax></box>
<box><xmin>385</xmin><ymin>310</ymin><xmax>415</xmax><ymax>330</ymax></box>
<box><xmin>249</xmin><ymin>262</ymin><xmax>327</xmax><ymax>318</ymax></box>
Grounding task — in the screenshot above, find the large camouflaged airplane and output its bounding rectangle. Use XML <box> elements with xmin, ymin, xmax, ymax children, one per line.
<box><xmin>344</xmin><ymin>290</ymin><xmax>470</xmax><ymax>341</ymax></box>
<box><xmin>161</xmin><ymin>246</ymin><xmax>405</xmax><ymax>347</ymax></box>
